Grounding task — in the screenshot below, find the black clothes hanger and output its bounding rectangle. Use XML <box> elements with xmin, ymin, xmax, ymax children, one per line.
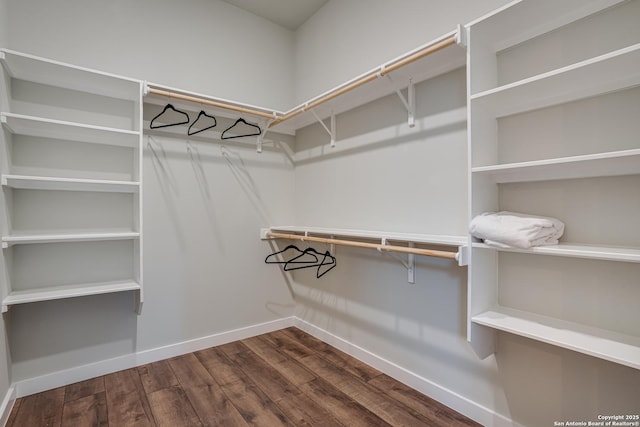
<box><xmin>316</xmin><ymin>251</ymin><xmax>337</xmax><ymax>278</ymax></box>
<box><xmin>188</xmin><ymin>110</ymin><xmax>217</xmax><ymax>136</ymax></box>
<box><xmin>150</xmin><ymin>104</ymin><xmax>190</xmax><ymax>129</ymax></box>
<box><xmin>221</xmin><ymin>118</ymin><xmax>262</xmax><ymax>139</ymax></box>
<box><xmin>283</xmin><ymin>247</ymin><xmax>323</xmax><ymax>270</ymax></box>
<box><xmin>265</xmin><ymin>245</ymin><xmax>307</xmax><ymax>264</ymax></box>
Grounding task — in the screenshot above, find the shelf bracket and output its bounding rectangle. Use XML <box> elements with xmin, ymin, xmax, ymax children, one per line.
<box><xmin>310</xmin><ymin>109</ymin><xmax>336</xmax><ymax>148</ymax></box>
<box><xmin>378</xmin><ymin>238</ymin><xmax>415</xmax><ymax>284</ymax></box>
<box><xmin>257</xmin><ymin>116</ymin><xmax>277</xmax><ymax>153</ymax></box>
<box><xmin>387</xmin><ymin>76</ymin><xmax>415</xmax><ymax>128</ymax></box>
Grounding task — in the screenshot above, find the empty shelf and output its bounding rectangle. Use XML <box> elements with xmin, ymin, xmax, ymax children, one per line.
<box><xmin>1</xmin><ymin>174</ymin><xmax>140</xmax><ymax>193</ymax></box>
<box><xmin>472</xmin><ymin>307</ymin><xmax>640</xmax><ymax>370</ymax></box>
<box><xmin>2</xmin><ymin>231</ymin><xmax>140</xmax><ymax>248</ymax></box>
<box><xmin>472</xmin><ymin>149</ymin><xmax>640</xmax><ymax>183</ymax></box>
<box><xmin>2</xmin><ymin>280</ymin><xmax>141</xmax><ymax>312</ymax></box>
<box><xmin>1</xmin><ymin>113</ymin><xmax>140</xmax><ymax>147</ymax></box>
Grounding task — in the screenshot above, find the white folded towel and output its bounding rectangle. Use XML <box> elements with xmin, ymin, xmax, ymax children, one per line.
<box><xmin>469</xmin><ymin>211</ymin><xmax>564</xmax><ymax>249</ymax></box>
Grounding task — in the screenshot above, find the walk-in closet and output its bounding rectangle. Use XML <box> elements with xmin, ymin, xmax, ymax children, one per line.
<box><xmin>0</xmin><ymin>0</ymin><xmax>638</xmax><ymax>426</ymax></box>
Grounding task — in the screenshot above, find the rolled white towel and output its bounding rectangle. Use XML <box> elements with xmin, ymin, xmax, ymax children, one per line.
<box><xmin>469</xmin><ymin>211</ymin><xmax>564</xmax><ymax>249</ymax></box>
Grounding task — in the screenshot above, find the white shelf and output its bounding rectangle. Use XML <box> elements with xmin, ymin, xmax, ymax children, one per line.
<box><xmin>270</xmin><ymin>31</ymin><xmax>465</xmax><ymax>134</ymax></box>
<box><xmin>467</xmin><ymin>0</ymin><xmax>624</xmax><ymax>52</ymax></box>
<box><xmin>470</xmin><ymin>43</ymin><xmax>640</xmax><ymax>117</ymax></box>
<box><xmin>472</xmin><ymin>242</ymin><xmax>640</xmax><ymax>263</ymax></box>
<box><xmin>472</xmin><ymin>149</ymin><xmax>640</xmax><ymax>183</ymax></box>
<box><xmin>1</xmin><ymin>174</ymin><xmax>140</xmax><ymax>193</ymax></box>
<box><xmin>266</xmin><ymin>225</ymin><xmax>468</xmax><ymax>247</ymax></box>
<box><xmin>0</xmin><ymin>48</ymin><xmax>141</xmax><ymax>101</ymax></box>
<box><xmin>2</xmin><ymin>279</ymin><xmax>141</xmax><ymax>312</ymax></box>
<box><xmin>472</xmin><ymin>307</ymin><xmax>640</xmax><ymax>370</ymax></box>
<box><xmin>2</xmin><ymin>231</ymin><xmax>140</xmax><ymax>248</ymax></box>
<box><xmin>1</xmin><ymin>113</ymin><xmax>140</xmax><ymax>147</ymax></box>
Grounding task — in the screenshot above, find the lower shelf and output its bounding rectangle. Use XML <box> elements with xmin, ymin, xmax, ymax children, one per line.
<box><xmin>472</xmin><ymin>307</ymin><xmax>640</xmax><ymax>370</ymax></box>
<box><xmin>2</xmin><ymin>279</ymin><xmax>141</xmax><ymax>312</ymax></box>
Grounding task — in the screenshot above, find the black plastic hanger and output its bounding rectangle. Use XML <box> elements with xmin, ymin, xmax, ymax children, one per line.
<box><xmin>265</xmin><ymin>245</ymin><xmax>306</xmax><ymax>264</ymax></box>
<box><xmin>188</xmin><ymin>110</ymin><xmax>217</xmax><ymax>136</ymax></box>
<box><xmin>150</xmin><ymin>104</ymin><xmax>190</xmax><ymax>129</ymax></box>
<box><xmin>221</xmin><ymin>118</ymin><xmax>262</xmax><ymax>139</ymax></box>
<box><xmin>316</xmin><ymin>250</ymin><xmax>337</xmax><ymax>278</ymax></box>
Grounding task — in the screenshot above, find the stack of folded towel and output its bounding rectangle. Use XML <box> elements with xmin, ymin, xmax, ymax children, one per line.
<box><xmin>469</xmin><ymin>211</ymin><xmax>564</xmax><ymax>249</ymax></box>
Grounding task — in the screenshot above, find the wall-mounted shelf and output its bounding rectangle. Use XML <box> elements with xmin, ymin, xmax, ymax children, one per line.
<box><xmin>472</xmin><ymin>242</ymin><xmax>640</xmax><ymax>263</ymax></box>
<box><xmin>2</xmin><ymin>231</ymin><xmax>140</xmax><ymax>248</ymax></box>
<box><xmin>2</xmin><ymin>280</ymin><xmax>142</xmax><ymax>313</ymax></box>
<box><xmin>472</xmin><ymin>307</ymin><xmax>640</xmax><ymax>370</ymax></box>
<box><xmin>1</xmin><ymin>112</ymin><xmax>140</xmax><ymax>148</ymax></box>
<box><xmin>262</xmin><ymin>226</ymin><xmax>469</xmax><ymax>266</ymax></box>
<box><xmin>270</xmin><ymin>31</ymin><xmax>466</xmax><ymax>134</ymax></box>
<box><xmin>0</xmin><ymin>48</ymin><xmax>140</xmax><ymax>101</ymax></box>
<box><xmin>470</xmin><ymin>43</ymin><xmax>640</xmax><ymax>118</ymax></box>
<box><xmin>1</xmin><ymin>174</ymin><xmax>140</xmax><ymax>193</ymax></box>
<box><xmin>472</xmin><ymin>149</ymin><xmax>640</xmax><ymax>183</ymax></box>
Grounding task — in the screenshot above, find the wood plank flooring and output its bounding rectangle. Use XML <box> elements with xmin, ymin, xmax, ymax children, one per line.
<box><xmin>7</xmin><ymin>327</ymin><xmax>481</xmax><ymax>427</ymax></box>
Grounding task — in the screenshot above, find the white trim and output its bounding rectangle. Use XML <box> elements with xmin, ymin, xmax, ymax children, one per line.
<box><xmin>12</xmin><ymin>316</ymin><xmax>295</xmax><ymax>398</ymax></box>
<box><xmin>293</xmin><ymin>318</ymin><xmax>521</xmax><ymax>427</ymax></box>
<box><xmin>0</xmin><ymin>385</ymin><xmax>16</xmax><ymax>427</ymax></box>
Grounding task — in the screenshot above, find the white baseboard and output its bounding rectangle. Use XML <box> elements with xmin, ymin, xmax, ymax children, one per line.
<box><xmin>2</xmin><ymin>315</ymin><xmax>517</xmax><ymax>427</ymax></box>
<box><xmin>293</xmin><ymin>318</ymin><xmax>519</xmax><ymax>427</ymax></box>
<box><xmin>12</xmin><ymin>316</ymin><xmax>295</xmax><ymax>399</ymax></box>
<box><xmin>0</xmin><ymin>384</ymin><xmax>15</xmax><ymax>427</ymax></box>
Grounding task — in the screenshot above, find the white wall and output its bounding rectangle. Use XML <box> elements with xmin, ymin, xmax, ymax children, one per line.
<box><xmin>4</xmin><ymin>0</ymin><xmax>297</xmax><ymax>382</ymax></box>
<box><xmin>293</xmin><ymin>1</ymin><xmax>640</xmax><ymax>427</ymax></box>
<box><xmin>294</xmin><ymin>0</ymin><xmax>510</xmax><ymax>103</ymax></box>
<box><xmin>6</xmin><ymin>0</ymin><xmax>296</xmax><ymax>110</ymax></box>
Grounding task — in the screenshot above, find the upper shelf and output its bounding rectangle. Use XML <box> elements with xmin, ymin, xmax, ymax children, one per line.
<box><xmin>470</xmin><ymin>43</ymin><xmax>640</xmax><ymax>117</ymax></box>
<box><xmin>265</xmin><ymin>226</ymin><xmax>468</xmax><ymax>247</ymax></box>
<box><xmin>1</xmin><ymin>113</ymin><xmax>141</xmax><ymax>148</ymax></box>
<box><xmin>466</xmin><ymin>0</ymin><xmax>625</xmax><ymax>52</ymax></box>
<box><xmin>0</xmin><ymin>48</ymin><xmax>141</xmax><ymax>101</ymax></box>
<box><xmin>271</xmin><ymin>31</ymin><xmax>465</xmax><ymax>134</ymax></box>
<box><xmin>472</xmin><ymin>148</ymin><xmax>640</xmax><ymax>183</ymax></box>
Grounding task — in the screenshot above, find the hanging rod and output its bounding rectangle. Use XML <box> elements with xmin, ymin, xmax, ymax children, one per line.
<box><xmin>146</xmin><ymin>86</ymin><xmax>278</xmax><ymax>120</ymax></box>
<box><xmin>269</xmin><ymin>33</ymin><xmax>458</xmax><ymax>128</ymax></box>
<box><xmin>264</xmin><ymin>231</ymin><xmax>459</xmax><ymax>261</ymax></box>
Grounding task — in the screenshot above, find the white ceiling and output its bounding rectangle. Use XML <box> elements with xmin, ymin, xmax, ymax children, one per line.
<box><xmin>220</xmin><ymin>0</ymin><xmax>329</xmax><ymax>30</ymax></box>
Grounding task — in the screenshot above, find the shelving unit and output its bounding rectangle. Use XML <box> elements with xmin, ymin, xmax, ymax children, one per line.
<box><xmin>0</xmin><ymin>48</ymin><xmax>143</xmax><ymax>313</ymax></box>
<box><xmin>466</xmin><ymin>0</ymin><xmax>640</xmax><ymax>369</ymax></box>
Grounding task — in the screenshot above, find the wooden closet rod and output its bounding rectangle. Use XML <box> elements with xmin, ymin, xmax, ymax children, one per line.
<box><xmin>147</xmin><ymin>87</ymin><xmax>277</xmax><ymax>120</ymax></box>
<box><xmin>269</xmin><ymin>34</ymin><xmax>458</xmax><ymax>127</ymax></box>
<box><xmin>265</xmin><ymin>231</ymin><xmax>459</xmax><ymax>261</ymax></box>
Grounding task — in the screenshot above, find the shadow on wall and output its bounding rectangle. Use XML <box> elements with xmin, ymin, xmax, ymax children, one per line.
<box><xmin>7</xmin><ymin>292</ymin><xmax>138</xmax><ymax>380</ymax></box>
<box><xmin>294</xmin><ymin>67</ymin><xmax>467</xmax><ymax>164</ymax></box>
<box><xmin>495</xmin><ymin>332</ymin><xmax>640</xmax><ymax>426</ymax></box>
<box><xmin>286</xmin><ymin>244</ymin><xmax>477</xmax><ymax>373</ymax></box>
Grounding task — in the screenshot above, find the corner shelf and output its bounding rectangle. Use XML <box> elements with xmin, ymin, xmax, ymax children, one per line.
<box><xmin>1</xmin><ymin>174</ymin><xmax>140</xmax><ymax>193</ymax></box>
<box><xmin>472</xmin><ymin>149</ymin><xmax>640</xmax><ymax>183</ymax></box>
<box><xmin>470</xmin><ymin>43</ymin><xmax>640</xmax><ymax>117</ymax></box>
<box><xmin>2</xmin><ymin>231</ymin><xmax>140</xmax><ymax>248</ymax></box>
<box><xmin>472</xmin><ymin>307</ymin><xmax>640</xmax><ymax>370</ymax></box>
<box><xmin>2</xmin><ymin>280</ymin><xmax>142</xmax><ymax>313</ymax></box>
<box><xmin>266</xmin><ymin>225</ymin><xmax>468</xmax><ymax>247</ymax></box>
<box><xmin>1</xmin><ymin>112</ymin><xmax>140</xmax><ymax>148</ymax></box>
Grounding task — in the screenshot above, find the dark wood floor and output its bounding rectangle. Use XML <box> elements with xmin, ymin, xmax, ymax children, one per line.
<box><xmin>7</xmin><ymin>327</ymin><xmax>481</xmax><ymax>427</ymax></box>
